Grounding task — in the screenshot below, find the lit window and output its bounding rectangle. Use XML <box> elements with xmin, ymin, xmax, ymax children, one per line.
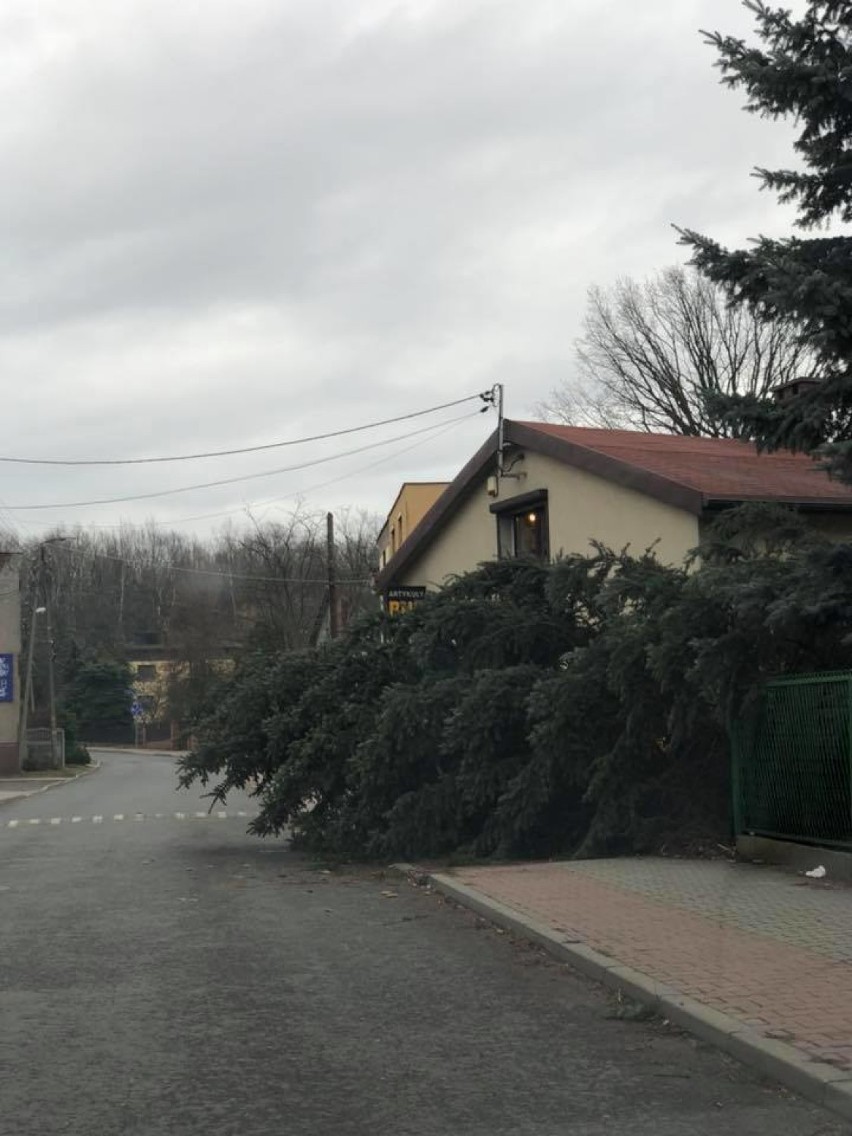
<box><xmin>514</xmin><ymin>511</ymin><xmax>544</xmax><ymax>557</ymax></box>
<box><xmin>491</xmin><ymin>491</ymin><xmax>549</xmax><ymax>559</ymax></box>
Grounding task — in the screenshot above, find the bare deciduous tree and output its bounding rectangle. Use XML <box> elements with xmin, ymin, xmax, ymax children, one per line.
<box><xmin>538</xmin><ymin>267</ymin><xmax>824</xmax><ymax>436</ymax></box>
<box><xmin>18</xmin><ymin>505</ymin><xmax>380</xmax><ymax>727</ymax></box>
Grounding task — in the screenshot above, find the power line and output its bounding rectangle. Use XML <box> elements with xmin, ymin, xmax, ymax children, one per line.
<box><xmin>0</xmin><ymin>393</ymin><xmax>488</xmax><ymax>467</ymax></box>
<box><xmin>0</xmin><ymin>489</ymin><xmax>23</xmax><ymax>540</ymax></box>
<box><xmin>3</xmin><ymin>411</ymin><xmax>479</xmax><ymax>511</ymax></box>
<box><xmin>23</xmin><ymin>408</ymin><xmax>472</xmax><ymax>532</ymax></box>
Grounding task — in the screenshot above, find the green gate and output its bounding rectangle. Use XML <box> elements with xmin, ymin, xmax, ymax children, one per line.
<box><xmin>732</xmin><ymin>671</ymin><xmax>852</xmax><ymax>851</ymax></box>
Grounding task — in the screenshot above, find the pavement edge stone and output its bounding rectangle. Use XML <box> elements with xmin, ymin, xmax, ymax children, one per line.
<box><xmin>0</xmin><ymin>760</ymin><xmax>101</xmax><ymax>806</ymax></box>
<box><xmin>388</xmin><ymin>863</ymin><xmax>852</xmax><ymax>1124</ymax></box>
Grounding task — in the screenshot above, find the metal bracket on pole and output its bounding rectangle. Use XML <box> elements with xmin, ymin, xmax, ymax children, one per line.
<box><xmin>480</xmin><ymin>383</ymin><xmax>523</xmax><ymax>482</ymax></box>
<box><xmin>480</xmin><ymin>384</ymin><xmax>505</xmax><ymax>477</ymax></box>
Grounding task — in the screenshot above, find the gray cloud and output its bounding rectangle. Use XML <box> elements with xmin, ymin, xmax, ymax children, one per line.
<box><xmin>0</xmin><ymin>0</ymin><xmax>807</xmax><ymax>537</ymax></box>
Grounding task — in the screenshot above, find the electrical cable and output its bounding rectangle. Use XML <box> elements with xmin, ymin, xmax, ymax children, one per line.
<box><xmin>27</xmin><ymin>406</ymin><xmax>473</xmax><ymax>531</ymax></box>
<box><xmin>2</xmin><ymin>411</ymin><xmax>479</xmax><ymax>511</ymax></box>
<box><xmin>9</xmin><ymin>407</ymin><xmax>482</xmax><ymax>587</ymax></box>
<box><xmin>0</xmin><ymin>393</ymin><xmax>488</xmax><ymax>466</ymax></box>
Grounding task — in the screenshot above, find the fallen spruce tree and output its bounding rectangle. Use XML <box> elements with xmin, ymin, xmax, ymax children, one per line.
<box><xmin>179</xmin><ymin>506</ymin><xmax>852</xmax><ymax>860</ymax></box>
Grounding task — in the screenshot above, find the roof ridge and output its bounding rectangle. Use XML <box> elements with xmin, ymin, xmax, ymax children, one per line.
<box><xmin>513</xmin><ymin>420</ymin><xmax>825</xmax><ymax>460</ymax></box>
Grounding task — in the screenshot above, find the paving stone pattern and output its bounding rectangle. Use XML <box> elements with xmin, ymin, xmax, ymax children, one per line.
<box><xmin>456</xmin><ymin>858</ymin><xmax>852</xmax><ymax>1072</ymax></box>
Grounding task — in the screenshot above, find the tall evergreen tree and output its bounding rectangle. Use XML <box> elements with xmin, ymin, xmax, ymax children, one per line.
<box><xmin>680</xmin><ymin>1</ymin><xmax>852</xmax><ymax>480</ymax></box>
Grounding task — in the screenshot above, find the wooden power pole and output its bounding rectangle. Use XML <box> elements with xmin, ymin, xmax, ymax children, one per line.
<box><xmin>326</xmin><ymin>512</ymin><xmax>339</xmax><ymax>640</ymax></box>
<box><xmin>42</xmin><ymin>546</ymin><xmax>59</xmax><ymax>768</ymax></box>
<box><xmin>17</xmin><ymin>559</ymin><xmax>42</xmax><ymax>770</ymax></box>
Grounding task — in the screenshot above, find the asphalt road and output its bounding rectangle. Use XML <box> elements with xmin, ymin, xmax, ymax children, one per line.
<box><xmin>0</xmin><ymin>751</ymin><xmax>847</xmax><ymax>1136</ymax></box>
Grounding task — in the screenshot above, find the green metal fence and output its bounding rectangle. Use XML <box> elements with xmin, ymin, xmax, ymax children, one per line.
<box><xmin>732</xmin><ymin>671</ymin><xmax>852</xmax><ymax>851</ymax></box>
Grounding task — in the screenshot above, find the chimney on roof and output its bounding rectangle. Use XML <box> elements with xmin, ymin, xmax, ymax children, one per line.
<box><xmin>772</xmin><ymin>377</ymin><xmax>821</xmax><ymax>404</ymax></box>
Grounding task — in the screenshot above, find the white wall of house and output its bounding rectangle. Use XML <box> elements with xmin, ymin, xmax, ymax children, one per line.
<box><xmin>396</xmin><ymin>449</ymin><xmax>700</xmax><ymax>589</ymax></box>
<box><xmin>523</xmin><ymin>450</ymin><xmax>700</xmax><ymax>564</ymax></box>
<box><xmin>397</xmin><ymin>479</ymin><xmax>499</xmax><ymax>589</ymax></box>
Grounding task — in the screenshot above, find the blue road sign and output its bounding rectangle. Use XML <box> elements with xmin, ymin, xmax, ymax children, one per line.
<box><xmin>0</xmin><ymin>654</ymin><xmax>13</xmax><ymax>703</ymax></box>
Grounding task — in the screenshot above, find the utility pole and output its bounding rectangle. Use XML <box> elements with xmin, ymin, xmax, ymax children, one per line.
<box><xmin>494</xmin><ymin>382</ymin><xmax>505</xmax><ymax>479</ymax></box>
<box><xmin>42</xmin><ymin>546</ymin><xmax>60</xmax><ymax>768</ymax></box>
<box><xmin>17</xmin><ymin>538</ymin><xmax>66</xmax><ymax>770</ymax></box>
<box><xmin>17</xmin><ymin>560</ymin><xmax>43</xmax><ymax>771</ymax></box>
<box><xmin>481</xmin><ymin>383</ymin><xmax>506</xmax><ymax>478</ymax></box>
<box><xmin>326</xmin><ymin>511</ymin><xmax>339</xmax><ymax>640</ymax></box>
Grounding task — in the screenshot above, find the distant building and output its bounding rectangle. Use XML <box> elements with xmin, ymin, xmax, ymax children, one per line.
<box><xmin>772</xmin><ymin>377</ymin><xmax>821</xmax><ymax>404</ymax></box>
<box><xmin>127</xmin><ymin>640</ymin><xmax>239</xmax><ymax>748</ymax></box>
<box><xmin>376</xmin><ymin>482</ymin><xmax>450</xmax><ymax>570</ymax></box>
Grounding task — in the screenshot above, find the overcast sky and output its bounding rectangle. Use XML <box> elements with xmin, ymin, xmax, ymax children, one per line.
<box><xmin>0</xmin><ymin>0</ymin><xmax>804</xmax><ymax>541</ymax></box>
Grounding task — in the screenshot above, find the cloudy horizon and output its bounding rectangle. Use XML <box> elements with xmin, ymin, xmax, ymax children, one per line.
<box><xmin>0</xmin><ymin>0</ymin><xmax>806</xmax><ymax>541</ymax></box>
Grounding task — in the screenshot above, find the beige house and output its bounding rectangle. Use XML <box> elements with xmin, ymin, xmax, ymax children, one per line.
<box><xmin>375</xmin><ymin>421</ymin><xmax>852</xmax><ymax>596</ymax></box>
<box><xmin>376</xmin><ymin>482</ymin><xmax>450</xmax><ymax>570</ymax></box>
<box><xmin>127</xmin><ymin>642</ymin><xmax>237</xmax><ymax>747</ymax></box>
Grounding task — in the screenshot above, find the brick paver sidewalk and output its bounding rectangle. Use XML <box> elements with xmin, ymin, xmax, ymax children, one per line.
<box><xmin>454</xmin><ymin>858</ymin><xmax>852</xmax><ymax>1072</ymax></box>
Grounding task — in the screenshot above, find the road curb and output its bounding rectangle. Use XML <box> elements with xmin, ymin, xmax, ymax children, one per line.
<box><xmin>389</xmin><ymin>863</ymin><xmax>852</xmax><ymax>1123</ymax></box>
<box><xmin>0</xmin><ymin>760</ymin><xmax>101</xmax><ymax>806</ymax></box>
<box><xmin>86</xmin><ymin>747</ymin><xmax>187</xmax><ymax>758</ymax></box>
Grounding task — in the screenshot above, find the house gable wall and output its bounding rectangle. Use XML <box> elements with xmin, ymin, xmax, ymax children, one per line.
<box><xmin>523</xmin><ymin>449</ymin><xmax>700</xmax><ymax>563</ymax></box>
<box><xmin>395</xmin><ymin>477</ymin><xmax>498</xmax><ymax>589</ymax></box>
<box><xmin>395</xmin><ymin>449</ymin><xmax>700</xmax><ymax>589</ymax></box>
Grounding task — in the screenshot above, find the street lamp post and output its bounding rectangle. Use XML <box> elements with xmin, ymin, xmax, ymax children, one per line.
<box><xmin>17</xmin><ymin>605</ymin><xmax>45</xmax><ymax>770</ymax></box>
<box><xmin>17</xmin><ymin>536</ymin><xmax>69</xmax><ymax>771</ymax></box>
<box><xmin>39</xmin><ymin>544</ymin><xmax>62</xmax><ymax>768</ymax></box>
<box><xmin>44</xmin><ymin>599</ymin><xmax>59</xmax><ymax>768</ymax></box>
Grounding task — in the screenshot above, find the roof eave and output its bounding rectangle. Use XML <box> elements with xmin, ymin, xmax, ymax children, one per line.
<box><xmin>374</xmin><ymin>427</ymin><xmax>499</xmax><ymax>592</ymax></box>
<box><xmin>506</xmin><ymin>422</ymin><xmax>706</xmax><ymax>516</ymax></box>
<box><xmin>703</xmin><ymin>495</ymin><xmax>852</xmax><ymax>512</ymax></box>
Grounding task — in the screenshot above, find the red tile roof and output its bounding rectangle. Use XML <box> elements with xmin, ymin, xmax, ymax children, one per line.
<box><xmin>517</xmin><ymin>422</ymin><xmax>852</xmax><ymax>506</ymax></box>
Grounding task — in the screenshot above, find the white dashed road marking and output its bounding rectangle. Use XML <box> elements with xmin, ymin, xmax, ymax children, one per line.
<box><xmin>3</xmin><ymin>811</ymin><xmax>257</xmax><ymax>830</ymax></box>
